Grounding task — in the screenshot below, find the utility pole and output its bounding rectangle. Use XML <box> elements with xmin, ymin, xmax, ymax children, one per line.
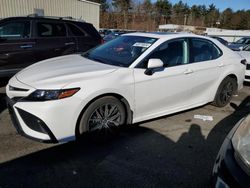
<box><xmin>184</xmin><ymin>14</ymin><xmax>188</xmax><ymax>25</ymax></box>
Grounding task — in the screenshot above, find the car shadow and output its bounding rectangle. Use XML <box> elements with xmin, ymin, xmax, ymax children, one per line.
<box><xmin>207</xmin><ymin>95</ymin><xmax>250</xmax><ymax>153</ymax></box>
<box><xmin>0</xmin><ymin>97</ymin><xmax>249</xmax><ymax>188</ymax></box>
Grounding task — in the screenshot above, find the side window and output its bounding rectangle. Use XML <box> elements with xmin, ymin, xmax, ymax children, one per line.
<box><xmin>37</xmin><ymin>22</ymin><xmax>66</xmax><ymax>37</ymax></box>
<box><xmin>190</xmin><ymin>38</ymin><xmax>221</xmax><ymax>63</ymax></box>
<box><xmin>0</xmin><ymin>21</ymin><xmax>30</xmax><ymax>39</ymax></box>
<box><xmin>144</xmin><ymin>39</ymin><xmax>188</xmax><ymax>68</ymax></box>
<box><xmin>67</xmin><ymin>23</ymin><xmax>85</xmax><ymax>36</ymax></box>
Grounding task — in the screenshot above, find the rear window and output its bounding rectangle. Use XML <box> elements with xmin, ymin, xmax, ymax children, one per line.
<box><xmin>67</xmin><ymin>23</ymin><xmax>85</xmax><ymax>36</ymax></box>
<box><xmin>75</xmin><ymin>22</ymin><xmax>101</xmax><ymax>39</ymax></box>
<box><xmin>190</xmin><ymin>38</ymin><xmax>222</xmax><ymax>63</ymax></box>
<box><xmin>37</xmin><ymin>22</ymin><xmax>66</xmax><ymax>37</ymax></box>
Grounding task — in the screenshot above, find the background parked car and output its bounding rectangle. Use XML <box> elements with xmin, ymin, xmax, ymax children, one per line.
<box><xmin>0</xmin><ymin>16</ymin><xmax>102</xmax><ymax>77</ymax></box>
<box><xmin>210</xmin><ymin>36</ymin><xmax>229</xmax><ymax>46</ymax></box>
<box><xmin>228</xmin><ymin>37</ymin><xmax>250</xmax><ymax>51</ymax></box>
<box><xmin>103</xmin><ymin>32</ymin><xmax>124</xmax><ymax>43</ymax></box>
<box><xmin>212</xmin><ymin>113</ymin><xmax>250</xmax><ymax>188</ymax></box>
<box><xmin>238</xmin><ymin>44</ymin><xmax>250</xmax><ymax>82</ymax></box>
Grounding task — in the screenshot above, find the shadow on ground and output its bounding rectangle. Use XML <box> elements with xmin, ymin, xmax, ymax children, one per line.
<box><xmin>0</xmin><ymin>97</ymin><xmax>249</xmax><ymax>188</ymax></box>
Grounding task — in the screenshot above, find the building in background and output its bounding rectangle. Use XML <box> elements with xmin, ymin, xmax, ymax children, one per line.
<box><xmin>0</xmin><ymin>0</ymin><xmax>100</xmax><ymax>29</ymax></box>
<box><xmin>159</xmin><ymin>24</ymin><xmax>206</xmax><ymax>35</ymax></box>
<box><xmin>159</xmin><ymin>24</ymin><xmax>250</xmax><ymax>42</ymax></box>
<box><xmin>205</xmin><ymin>28</ymin><xmax>250</xmax><ymax>42</ymax></box>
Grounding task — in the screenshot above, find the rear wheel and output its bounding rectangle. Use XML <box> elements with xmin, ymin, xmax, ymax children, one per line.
<box><xmin>78</xmin><ymin>96</ymin><xmax>126</xmax><ymax>137</ymax></box>
<box><xmin>212</xmin><ymin>77</ymin><xmax>237</xmax><ymax>107</ymax></box>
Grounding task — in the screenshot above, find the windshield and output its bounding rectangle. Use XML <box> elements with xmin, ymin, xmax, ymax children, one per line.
<box><xmin>83</xmin><ymin>35</ymin><xmax>157</xmax><ymax>67</ymax></box>
<box><xmin>235</xmin><ymin>38</ymin><xmax>250</xmax><ymax>44</ymax></box>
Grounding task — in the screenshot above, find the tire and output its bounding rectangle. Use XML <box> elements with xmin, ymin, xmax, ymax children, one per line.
<box><xmin>212</xmin><ymin>77</ymin><xmax>237</xmax><ymax>107</ymax></box>
<box><xmin>78</xmin><ymin>96</ymin><xmax>126</xmax><ymax>137</ymax></box>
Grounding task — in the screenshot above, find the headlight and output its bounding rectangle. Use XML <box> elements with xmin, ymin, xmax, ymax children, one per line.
<box><xmin>232</xmin><ymin>115</ymin><xmax>250</xmax><ymax>174</ymax></box>
<box><xmin>26</xmin><ymin>88</ymin><xmax>80</xmax><ymax>101</ymax></box>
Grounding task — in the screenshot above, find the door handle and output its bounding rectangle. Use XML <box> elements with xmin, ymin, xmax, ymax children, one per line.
<box><xmin>20</xmin><ymin>44</ymin><xmax>33</xmax><ymax>49</ymax></box>
<box><xmin>218</xmin><ymin>63</ymin><xmax>224</xmax><ymax>67</ymax></box>
<box><xmin>184</xmin><ymin>69</ymin><xmax>193</xmax><ymax>74</ymax></box>
<box><xmin>65</xmin><ymin>42</ymin><xmax>75</xmax><ymax>46</ymax></box>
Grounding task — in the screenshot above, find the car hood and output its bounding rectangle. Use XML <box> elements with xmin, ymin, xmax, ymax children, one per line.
<box><xmin>238</xmin><ymin>51</ymin><xmax>250</xmax><ymax>63</ymax></box>
<box><xmin>16</xmin><ymin>54</ymin><xmax>118</xmax><ymax>89</ymax></box>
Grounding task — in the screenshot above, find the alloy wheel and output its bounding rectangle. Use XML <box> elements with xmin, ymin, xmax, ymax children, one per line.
<box><xmin>88</xmin><ymin>103</ymin><xmax>122</xmax><ymax>132</ymax></box>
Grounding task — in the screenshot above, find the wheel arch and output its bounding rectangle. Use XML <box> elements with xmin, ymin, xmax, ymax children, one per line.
<box><xmin>75</xmin><ymin>93</ymin><xmax>133</xmax><ymax>137</ymax></box>
<box><xmin>213</xmin><ymin>73</ymin><xmax>238</xmax><ymax>98</ymax></box>
<box><xmin>212</xmin><ymin>73</ymin><xmax>238</xmax><ymax>104</ymax></box>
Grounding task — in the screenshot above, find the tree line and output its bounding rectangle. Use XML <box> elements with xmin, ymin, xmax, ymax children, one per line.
<box><xmin>90</xmin><ymin>0</ymin><xmax>250</xmax><ymax>31</ymax></box>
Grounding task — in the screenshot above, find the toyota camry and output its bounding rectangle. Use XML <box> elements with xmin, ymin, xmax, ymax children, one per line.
<box><xmin>6</xmin><ymin>33</ymin><xmax>246</xmax><ymax>143</ymax></box>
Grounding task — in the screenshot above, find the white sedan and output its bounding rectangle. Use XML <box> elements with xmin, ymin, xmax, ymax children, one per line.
<box><xmin>6</xmin><ymin>33</ymin><xmax>246</xmax><ymax>143</ymax></box>
<box><xmin>239</xmin><ymin>44</ymin><xmax>250</xmax><ymax>82</ymax></box>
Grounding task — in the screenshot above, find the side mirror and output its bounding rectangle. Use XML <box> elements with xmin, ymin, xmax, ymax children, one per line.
<box><xmin>145</xmin><ymin>58</ymin><xmax>164</xmax><ymax>75</ymax></box>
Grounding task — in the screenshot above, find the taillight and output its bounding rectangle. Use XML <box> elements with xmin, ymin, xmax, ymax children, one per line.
<box><xmin>100</xmin><ymin>38</ymin><xmax>104</xmax><ymax>44</ymax></box>
<box><xmin>241</xmin><ymin>59</ymin><xmax>247</xmax><ymax>65</ymax></box>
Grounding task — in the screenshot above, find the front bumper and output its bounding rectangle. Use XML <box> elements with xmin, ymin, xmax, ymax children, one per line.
<box><xmin>6</xmin><ymin>93</ymin><xmax>85</xmax><ymax>143</ymax></box>
<box><xmin>212</xmin><ymin>120</ymin><xmax>250</xmax><ymax>188</ymax></box>
<box><xmin>7</xmin><ymin>97</ymin><xmax>58</xmax><ymax>143</ymax></box>
<box><xmin>6</xmin><ymin>76</ymin><xmax>87</xmax><ymax>143</ymax></box>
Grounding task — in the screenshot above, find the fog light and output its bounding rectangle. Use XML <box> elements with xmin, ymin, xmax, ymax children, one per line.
<box><xmin>17</xmin><ymin>108</ymin><xmax>50</xmax><ymax>134</ymax></box>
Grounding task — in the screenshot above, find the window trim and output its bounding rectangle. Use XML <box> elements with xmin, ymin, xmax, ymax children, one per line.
<box><xmin>187</xmin><ymin>37</ymin><xmax>223</xmax><ymax>64</ymax></box>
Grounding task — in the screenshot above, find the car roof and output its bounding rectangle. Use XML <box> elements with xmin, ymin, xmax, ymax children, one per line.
<box><xmin>123</xmin><ymin>32</ymin><xmax>203</xmax><ymax>40</ymax></box>
<box><xmin>1</xmin><ymin>16</ymin><xmax>86</xmax><ymax>24</ymax></box>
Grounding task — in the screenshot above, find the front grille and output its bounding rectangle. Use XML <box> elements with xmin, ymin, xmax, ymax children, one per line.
<box><xmin>246</xmin><ymin>75</ymin><xmax>250</xmax><ymax>80</ymax></box>
<box><xmin>247</xmin><ymin>64</ymin><xmax>250</xmax><ymax>70</ymax></box>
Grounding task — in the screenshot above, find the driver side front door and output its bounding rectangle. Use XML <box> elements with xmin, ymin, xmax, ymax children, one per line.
<box><xmin>133</xmin><ymin>38</ymin><xmax>194</xmax><ymax>122</ymax></box>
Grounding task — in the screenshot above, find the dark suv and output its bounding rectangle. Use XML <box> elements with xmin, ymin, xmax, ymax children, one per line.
<box><xmin>0</xmin><ymin>16</ymin><xmax>102</xmax><ymax>77</ymax></box>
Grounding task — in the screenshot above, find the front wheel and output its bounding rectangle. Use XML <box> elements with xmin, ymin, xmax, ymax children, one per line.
<box><xmin>212</xmin><ymin>77</ymin><xmax>237</xmax><ymax>107</ymax></box>
<box><xmin>78</xmin><ymin>96</ymin><xmax>126</xmax><ymax>137</ymax></box>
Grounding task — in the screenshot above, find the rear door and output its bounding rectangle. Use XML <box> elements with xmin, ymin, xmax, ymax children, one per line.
<box><xmin>0</xmin><ymin>19</ymin><xmax>36</xmax><ymax>74</ymax></box>
<box><xmin>186</xmin><ymin>37</ymin><xmax>223</xmax><ymax>104</ymax></box>
<box><xmin>34</xmin><ymin>20</ymin><xmax>76</xmax><ymax>62</ymax></box>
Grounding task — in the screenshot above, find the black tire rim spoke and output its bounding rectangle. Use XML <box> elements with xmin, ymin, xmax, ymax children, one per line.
<box><xmin>220</xmin><ymin>82</ymin><xmax>233</xmax><ymax>104</ymax></box>
<box><xmin>88</xmin><ymin>103</ymin><xmax>122</xmax><ymax>132</ymax></box>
